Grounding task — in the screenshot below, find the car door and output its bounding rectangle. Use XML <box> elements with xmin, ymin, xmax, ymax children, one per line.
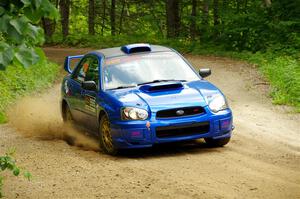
<box><xmin>67</xmin><ymin>57</ymin><xmax>89</xmax><ymax>123</ymax></box>
<box><xmin>81</xmin><ymin>55</ymin><xmax>100</xmax><ymax>133</ymax></box>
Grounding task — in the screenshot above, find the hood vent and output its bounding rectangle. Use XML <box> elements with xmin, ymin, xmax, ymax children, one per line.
<box><xmin>140</xmin><ymin>82</ymin><xmax>184</xmax><ymax>92</ymax></box>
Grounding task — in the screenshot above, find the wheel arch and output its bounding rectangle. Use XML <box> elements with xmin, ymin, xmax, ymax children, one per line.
<box><xmin>98</xmin><ymin>109</ymin><xmax>108</xmax><ymax>123</ymax></box>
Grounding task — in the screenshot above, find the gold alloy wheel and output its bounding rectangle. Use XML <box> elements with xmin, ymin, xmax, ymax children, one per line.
<box><xmin>101</xmin><ymin>117</ymin><xmax>114</xmax><ymax>152</ymax></box>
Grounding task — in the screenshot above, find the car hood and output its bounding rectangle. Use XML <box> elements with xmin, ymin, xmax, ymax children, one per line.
<box><xmin>105</xmin><ymin>80</ymin><xmax>222</xmax><ymax>112</ymax></box>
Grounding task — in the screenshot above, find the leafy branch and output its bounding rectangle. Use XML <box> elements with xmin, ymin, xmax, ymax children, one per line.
<box><xmin>0</xmin><ymin>149</ymin><xmax>31</xmax><ymax>198</ymax></box>
<box><xmin>0</xmin><ymin>0</ymin><xmax>58</xmax><ymax>69</ymax></box>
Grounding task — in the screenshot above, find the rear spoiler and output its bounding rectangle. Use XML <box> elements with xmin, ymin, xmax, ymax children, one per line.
<box><xmin>64</xmin><ymin>55</ymin><xmax>84</xmax><ymax>74</ymax></box>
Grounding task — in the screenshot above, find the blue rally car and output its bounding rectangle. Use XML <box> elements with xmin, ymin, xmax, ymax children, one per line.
<box><xmin>61</xmin><ymin>44</ymin><xmax>233</xmax><ymax>155</ymax></box>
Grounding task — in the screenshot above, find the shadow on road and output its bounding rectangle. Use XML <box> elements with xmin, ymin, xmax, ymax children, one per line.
<box><xmin>63</xmin><ymin>130</ymin><xmax>223</xmax><ymax>159</ymax></box>
<box><xmin>116</xmin><ymin>140</ymin><xmax>222</xmax><ymax>159</ymax></box>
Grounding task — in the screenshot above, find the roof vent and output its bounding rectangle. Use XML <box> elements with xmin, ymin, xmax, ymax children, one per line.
<box><xmin>121</xmin><ymin>43</ymin><xmax>151</xmax><ymax>54</ymax></box>
<box><xmin>140</xmin><ymin>82</ymin><xmax>184</xmax><ymax>93</ymax></box>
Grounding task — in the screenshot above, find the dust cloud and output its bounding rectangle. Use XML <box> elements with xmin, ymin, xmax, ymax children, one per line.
<box><xmin>7</xmin><ymin>86</ymin><xmax>99</xmax><ymax>152</ymax></box>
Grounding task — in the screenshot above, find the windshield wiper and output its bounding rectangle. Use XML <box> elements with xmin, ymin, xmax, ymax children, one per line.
<box><xmin>137</xmin><ymin>79</ymin><xmax>187</xmax><ymax>86</ymax></box>
<box><xmin>107</xmin><ymin>85</ymin><xmax>137</xmax><ymax>90</ymax></box>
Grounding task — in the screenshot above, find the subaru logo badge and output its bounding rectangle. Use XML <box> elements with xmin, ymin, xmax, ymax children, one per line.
<box><xmin>176</xmin><ymin>110</ymin><xmax>184</xmax><ymax>116</ymax></box>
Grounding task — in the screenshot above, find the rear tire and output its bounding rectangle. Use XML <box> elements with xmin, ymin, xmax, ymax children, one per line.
<box><xmin>99</xmin><ymin>115</ymin><xmax>118</xmax><ymax>155</ymax></box>
<box><xmin>204</xmin><ymin>137</ymin><xmax>231</xmax><ymax>147</ymax></box>
<box><xmin>62</xmin><ymin>105</ymin><xmax>76</xmax><ymax>145</ymax></box>
<box><xmin>63</xmin><ymin>104</ymin><xmax>73</xmax><ymax>124</ymax></box>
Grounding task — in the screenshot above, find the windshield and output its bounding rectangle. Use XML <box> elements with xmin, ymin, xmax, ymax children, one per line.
<box><xmin>103</xmin><ymin>52</ymin><xmax>200</xmax><ymax>90</ymax></box>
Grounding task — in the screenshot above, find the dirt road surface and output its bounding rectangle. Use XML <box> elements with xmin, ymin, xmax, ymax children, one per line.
<box><xmin>0</xmin><ymin>47</ymin><xmax>299</xmax><ymax>199</ymax></box>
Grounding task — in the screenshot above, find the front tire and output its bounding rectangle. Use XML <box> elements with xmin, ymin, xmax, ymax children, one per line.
<box><xmin>204</xmin><ymin>137</ymin><xmax>231</xmax><ymax>147</ymax></box>
<box><xmin>99</xmin><ymin>115</ymin><xmax>118</xmax><ymax>155</ymax></box>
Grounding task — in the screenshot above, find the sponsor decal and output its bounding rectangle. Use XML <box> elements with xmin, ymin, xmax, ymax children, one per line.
<box><xmin>84</xmin><ymin>95</ymin><xmax>96</xmax><ymax>113</ymax></box>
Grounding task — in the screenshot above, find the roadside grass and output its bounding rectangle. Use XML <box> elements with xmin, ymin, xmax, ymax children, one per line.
<box><xmin>49</xmin><ymin>34</ymin><xmax>300</xmax><ymax>112</ymax></box>
<box><xmin>0</xmin><ymin>53</ymin><xmax>59</xmax><ymax>124</ymax></box>
<box><xmin>191</xmin><ymin>46</ymin><xmax>300</xmax><ymax>112</ymax></box>
<box><xmin>249</xmin><ymin>54</ymin><xmax>300</xmax><ymax>111</ymax></box>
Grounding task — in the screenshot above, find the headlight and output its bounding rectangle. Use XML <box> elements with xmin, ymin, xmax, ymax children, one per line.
<box><xmin>206</xmin><ymin>94</ymin><xmax>228</xmax><ymax>113</ymax></box>
<box><xmin>121</xmin><ymin>107</ymin><xmax>148</xmax><ymax>120</ymax></box>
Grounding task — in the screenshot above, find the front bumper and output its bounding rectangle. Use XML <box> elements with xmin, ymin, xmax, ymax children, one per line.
<box><xmin>110</xmin><ymin>107</ymin><xmax>233</xmax><ymax>149</ymax></box>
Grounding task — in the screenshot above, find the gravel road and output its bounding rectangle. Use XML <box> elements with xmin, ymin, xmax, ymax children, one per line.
<box><xmin>0</xmin><ymin>47</ymin><xmax>299</xmax><ymax>199</ymax></box>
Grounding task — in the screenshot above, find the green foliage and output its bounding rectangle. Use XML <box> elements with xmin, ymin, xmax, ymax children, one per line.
<box><xmin>210</xmin><ymin>0</ymin><xmax>300</xmax><ymax>53</ymax></box>
<box><xmin>0</xmin><ymin>0</ymin><xmax>58</xmax><ymax>69</ymax></box>
<box><xmin>51</xmin><ymin>33</ymin><xmax>195</xmax><ymax>53</ymax></box>
<box><xmin>49</xmin><ymin>0</ymin><xmax>300</xmax><ymax>53</ymax></box>
<box><xmin>0</xmin><ymin>112</ymin><xmax>7</xmax><ymax>124</ymax></box>
<box><xmin>0</xmin><ymin>52</ymin><xmax>59</xmax><ymax>123</ymax></box>
<box><xmin>255</xmin><ymin>55</ymin><xmax>300</xmax><ymax>110</ymax></box>
<box><xmin>0</xmin><ymin>149</ymin><xmax>31</xmax><ymax>198</ymax></box>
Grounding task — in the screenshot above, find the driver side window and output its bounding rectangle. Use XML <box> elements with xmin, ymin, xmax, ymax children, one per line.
<box><xmin>73</xmin><ymin>56</ymin><xmax>99</xmax><ymax>85</ymax></box>
<box><xmin>74</xmin><ymin>58</ymin><xmax>88</xmax><ymax>82</ymax></box>
<box><xmin>85</xmin><ymin>57</ymin><xmax>99</xmax><ymax>85</ymax></box>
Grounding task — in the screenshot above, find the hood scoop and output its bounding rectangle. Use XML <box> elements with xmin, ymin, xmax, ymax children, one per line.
<box><xmin>139</xmin><ymin>82</ymin><xmax>184</xmax><ymax>93</ymax></box>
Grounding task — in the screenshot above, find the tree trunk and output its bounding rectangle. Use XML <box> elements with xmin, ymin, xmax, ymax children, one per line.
<box><xmin>203</xmin><ymin>0</ymin><xmax>209</xmax><ymax>25</ymax></box>
<box><xmin>166</xmin><ymin>0</ymin><xmax>180</xmax><ymax>38</ymax></box>
<box><xmin>42</xmin><ymin>18</ymin><xmax>55</xmax><ymax>41</ymax></box>
<box><xmin>236</xmin><ymin>0</ymin><xmax>240</xmax><ymax>13</ymax></box>
<box><xmin>213</xmin><ymin>0</ymin><xmax>219</xmax><ymax>26</ymax></box>
<box><xmin>88</xmin><ymin>0</ymin><xmax>95</xmax><ymax>35</ymax></box>
<box><xmin>263</xmin><ymin>0</ymin><xmax>271</xmax><ymax>7</ymax></box>
<box><xmin>222</xmin><ymin>0</ymin><xmax>227</xmax><ymax>12</ymax></box>
<box><xmin>119</xmin><ymin>0</ymin><xmax>126</xmax><ymax>35</ymax></box>
<box><xmin>149</xmin><ymin>0</ymin><xmax>164</xmax><ymax>37</ymax></box>
<box><xmin>244</xmin><ymin>0</ymin><xmax>248</xmax><ymax>11</ymax></box>
<box><xmin>190</xmin><ymin>0</ymin><xmax>197</xmax><ymax>39</ymax></box>
<box><xmin>101</xmin><ymin>0</ymin><xmax>106</xmax><ymax>36</ymax></box>
<box><xmin>59</xmin><ymin>0</ymin><xmax>70</xmax><ymax>39</ymax></box>
<box><xmin>110</xmin><ymin>0</ymin><xmax>116</xmax><ymax>36</ymax></box>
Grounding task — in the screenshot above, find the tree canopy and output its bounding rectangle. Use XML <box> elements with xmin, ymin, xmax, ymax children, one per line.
<box><xmin>45</xmin><ymin>0</ymin><xmax>299</xmax><ymax>53</ymax></box>
<box><xmin>0</xmin><ymin>0</ymin><xmax>299</xmax><ymax>68</ymax></box>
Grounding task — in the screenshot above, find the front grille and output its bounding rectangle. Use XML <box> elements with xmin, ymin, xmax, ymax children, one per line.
<box><xmin>156</xmin><ymin>122</ymin><xmax>210</xmax><ymax>138</ymax></box>
<box><xmin>156</xmin><ymin>106</ymin><xmax>205</xmax><ymax>118</ymax></box>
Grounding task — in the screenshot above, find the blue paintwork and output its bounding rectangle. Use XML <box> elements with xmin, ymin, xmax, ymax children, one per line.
<box><xmin>61</xmin><ymin>44</ymin><xmax>233</xmax><ymax>149</ymax></box>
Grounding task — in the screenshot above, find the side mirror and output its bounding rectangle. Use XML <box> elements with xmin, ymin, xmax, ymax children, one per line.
<box><xmin>64</xmin><ymin>56</ymin><xmax>72</xmax><ymax>74</ymax></box>
<box><xmin>82</xmin><ymin>81</ymin><xmax>97</xmax><ymax>91</ymax></box>
<box><xmin>64</xmin><ymin>55</ymin><xmax>84</xmax><ymax>74</ymax></box>
<box><xmin>199</xmin><ymin>68</ymin><xmax>211</xmax><ymax>78</ymax></box>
